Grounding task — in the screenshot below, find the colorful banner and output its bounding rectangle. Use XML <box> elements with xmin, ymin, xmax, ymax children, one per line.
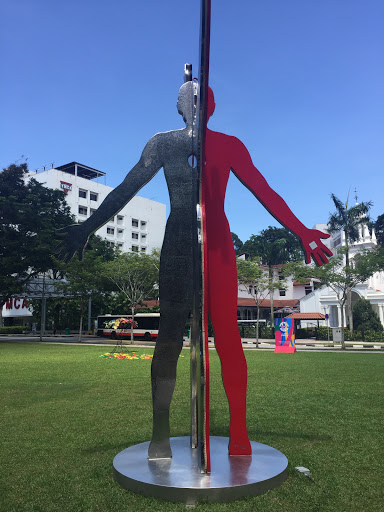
<box><xmin>274</xmin><ymin>318</ymin><xmax>296</xmax><ymax>353</ymax></box>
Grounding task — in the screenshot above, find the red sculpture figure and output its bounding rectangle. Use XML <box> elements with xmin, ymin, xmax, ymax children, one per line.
<box><xmin>202</xmin><ymin>87</ymin><xmax>332</xmax><ymax>455</ymax></box>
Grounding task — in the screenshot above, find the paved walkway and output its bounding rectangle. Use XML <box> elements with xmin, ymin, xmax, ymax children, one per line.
<box><xmin>1</xmin><ymin>334</ymin><xmax>383</xmax><ymax>352</ymax></box>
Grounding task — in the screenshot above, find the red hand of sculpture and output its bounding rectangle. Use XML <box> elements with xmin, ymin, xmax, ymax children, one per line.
<box><xmin>300</xmin><ymin>229</ymin><xmax>333</xmax><ymax>266</ymax></box>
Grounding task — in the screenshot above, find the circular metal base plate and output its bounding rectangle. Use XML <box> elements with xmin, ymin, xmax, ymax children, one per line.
<box><xmin>113</xmin><ymin>436</ymin><xmax>288</xmax><ymax>504</ymax></box>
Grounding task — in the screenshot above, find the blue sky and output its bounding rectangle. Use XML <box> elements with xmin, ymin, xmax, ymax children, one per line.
<box><xmin>1</xmin><ymin>0</ymin><xmax>383</xmax><ymax>243</ymax></box>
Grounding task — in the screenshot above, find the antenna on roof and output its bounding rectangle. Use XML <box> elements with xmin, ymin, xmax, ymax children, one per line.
<box><xmin>51</xmin><ymin>162</ymin><xmax>55</xmax><ymax>169</ymax></box>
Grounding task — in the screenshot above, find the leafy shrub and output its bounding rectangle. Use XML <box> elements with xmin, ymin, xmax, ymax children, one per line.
<box><xmin>295</xmin><ymin>327</ymin><xmax>317</xmax><ymax>339</ymax></box>
<box><xmin>260</xmin><ymin>326</ymin><xmax>274</xmax><ymax>339</ymax></box>
<box><xmin>0</xmin><ymin>326</ymin><xmax>25</xmax><ymax>334</ymax></box>
<box><xmin>316</xmin><ymin>326</ymin><xmax>384</xmax><ymax>343</ymax></box>
<box><xmin>316</xmin><ymin>327</ymin><xmax>329</xmax><ymax>340</ymax></box>
<box><xmin>353</xmin><ymin>298</ymin><xmax>383</xmax><ymax>332</ymax></box>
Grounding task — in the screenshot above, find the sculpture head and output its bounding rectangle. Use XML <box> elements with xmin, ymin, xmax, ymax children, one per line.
<box><xmin>177</xmin><ymin>82</ymin><xmax>216</xmax><ymax>125</ymax></box>
<box><xmin>177</xmin><ymin>81</ymin><xmax>196</xmax><ymax>125</ymax></box>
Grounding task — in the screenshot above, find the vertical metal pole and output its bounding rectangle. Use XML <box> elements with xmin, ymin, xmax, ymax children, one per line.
<box><xmin>196</xmin><ymin>0</ymin><xmax>211</xmax><ymax>473</ymax></box>
<box><xmin>88</xmin><ymin>296</ymin><xmax>92</xmax><ymax>332</ymax></box>
<box><xmin>40</xmin><ymin>273</ymin><xmax>46</xmax><ymax>341</ymax></box>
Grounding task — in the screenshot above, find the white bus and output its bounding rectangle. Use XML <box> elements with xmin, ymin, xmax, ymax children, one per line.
<box><xmin>97</xmin><ymin>313</ymin><xmax>160</xmax><ymax>341</ymax></box>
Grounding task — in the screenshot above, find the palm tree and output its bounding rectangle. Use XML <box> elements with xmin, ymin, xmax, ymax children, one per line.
<box><xmin>328</xmin><ymin>193</ymin><xmax>372</xmax><ymax>331</ymax></box>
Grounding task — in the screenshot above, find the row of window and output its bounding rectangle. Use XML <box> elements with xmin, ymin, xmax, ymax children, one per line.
<box><xmin>105</xmin><ymin>227</ymin><xmax>146</xmax><ymax>241</ymax></box>
<box><xmin>106</xmin><ymin>241</ymin><xmax>147</xmax><ymax>253</ymax></box>
<box><xmin>79</xmin><ymin>189</ymin><xmax>98</xmax><ymax>201</ymax></box>
<box><xmin>77</xmin><ymin>207</ymin><xmax>147</xmax><ymax>230</ymax></box>
<box><xmin>78</xmin><ymin>206</ymin><xmax>96</xmax><ymax>216</ymax></box>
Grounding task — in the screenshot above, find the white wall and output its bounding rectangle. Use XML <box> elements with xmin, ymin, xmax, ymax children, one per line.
<box><xmin>28</xmin><ymin>168</ymin><xmax>166</xmax><ymax>254</ymax></box>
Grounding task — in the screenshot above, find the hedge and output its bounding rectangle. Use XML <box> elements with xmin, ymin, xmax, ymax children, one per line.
<box><xmin>0</xmin><ymin>326</ymin><xmax>25</xmax><ymax>334</ymax></box>
<box><xmin>316</xmin><ymin>326</ymin><xmax>384</xmax><ymax>342</ymax></box>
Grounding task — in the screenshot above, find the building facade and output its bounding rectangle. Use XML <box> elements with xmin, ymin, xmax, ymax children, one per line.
<box><xmin>236</xmin><ymin>261</ymin><xmax>317</xmax><ymax>321</ymax></box>
<box><xmin>28</xmin><ymin>162</ymin><xmax>166</xmax><ymax>254</ymax></box>
<box><xmin>299</xmin><ymin>222</ymin><xmax>384</xmax><ymax>328</ymax></box>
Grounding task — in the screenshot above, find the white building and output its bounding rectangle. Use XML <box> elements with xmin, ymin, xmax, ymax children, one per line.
<box><xmin>236</xmin><ymin>261</ymin><xmax>317</xmax><ymax>321</ymax></box>
<box><xmin>28</xmin><ymin>162</ymin><xmax>166</xmax><ymax>254</ymax></box>
<box><xmin>299</xmin><ymin>222</ymin><xmax>384</xmax><ymax>328</ymax></box>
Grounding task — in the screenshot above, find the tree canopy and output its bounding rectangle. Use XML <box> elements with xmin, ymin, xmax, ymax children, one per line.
<box><xmin>283</xmin><ymin>247</ymin><xmax>381</xmax><ymax>347</ymax></box>
<box><xmin>231</xmin><ymin>232</ymin><xmax>243</xmax><ymax>255</ymax></box>
<box><xmin>241</xmin><ymin>226</ymin><xmax>302</xmax><ymax>264</ymax></box>
<box><xmin>100</xmin><ymin>252</ymin><xmax>159</xmax><ymax>339</ymax></box>
<box><xmin>353</xmin><ymin>298</ymin><xmax>383</xmax><ymax>333</ymax></box>
<box><xmin>0</xmin><ymin>163</ymin><xmax>74</xmax><ymax>306</ymax></box>
<box><xmin>374</xmin><ymin>213</ymin><xmax>384</xmax><ymax>248</ymax></box>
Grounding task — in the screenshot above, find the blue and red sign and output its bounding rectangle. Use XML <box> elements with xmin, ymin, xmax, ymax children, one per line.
<box><xmin>274</xmin><ymin>318</ymin><xmax>296</xmax><ymax>353</ymax></box>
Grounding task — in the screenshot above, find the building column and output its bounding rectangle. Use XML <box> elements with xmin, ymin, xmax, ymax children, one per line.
<box><xmin>378</xmin><ymin>304</ymin><xmax>384</xmax><ymax>327</ymax></box>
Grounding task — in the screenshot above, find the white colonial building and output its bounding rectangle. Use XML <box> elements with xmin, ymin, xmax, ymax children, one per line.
<box><xmin>28</xmin><ymin>162</ymin><xmax>166</xmax><ymax>254</ymax></box>
<box><xmin>299</xmin><ymin>222</ymin><xmax>384</xmax><ymax>328</ymax></box>
<box><xmin>236</xmin><ymin>260</ymin><xmax>318</xmax><ymax>321</ymax></box>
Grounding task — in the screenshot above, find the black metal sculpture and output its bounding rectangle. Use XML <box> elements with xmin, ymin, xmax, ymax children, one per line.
<box><xmin>57</xmin><ymin>80</ymin><xmax>200</xmax><ymax>460</ymax></box>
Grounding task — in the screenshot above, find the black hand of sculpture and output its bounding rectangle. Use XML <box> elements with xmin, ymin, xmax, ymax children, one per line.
<box><xmin>55</xmin><ymin>224</ymin><xmax>89</xmax><ymax>262</ymax></box>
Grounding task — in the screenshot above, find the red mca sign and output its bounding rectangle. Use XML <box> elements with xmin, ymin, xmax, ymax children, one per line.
<box><xmin>2</xmin><ymin>298</ymin><xmax>33</xmax><ymax>317</ymax></box>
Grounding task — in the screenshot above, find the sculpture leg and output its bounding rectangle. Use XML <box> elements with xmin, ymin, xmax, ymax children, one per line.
<box><xmin>148</xmin><ymin>238</ymin><xmax>193</xmax><ymax>459</ymax></box>
<box><xmin>148</xmin><ymin>301</ymin><xmax>188</xmax><ymax>459</ymax></box>
<box><xmin>213</xmin><ymin>319</ymin><xmax>251</xmax><ymax>455</ymax></box>
<box><xmin>207</xmin><ymin>249</ymin><xmax>251</xmax><ymax>456</ymax></box>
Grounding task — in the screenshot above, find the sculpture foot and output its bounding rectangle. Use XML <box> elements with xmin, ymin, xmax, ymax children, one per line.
<box><xmin>229</xmin><ymin>437</ymin><xmax>252</xmax><ymax>456</ymax></box>
<box><xmin>148</xmin><ymin>439</ymin><xmax>172</xmax><ymax>459</ymax></box>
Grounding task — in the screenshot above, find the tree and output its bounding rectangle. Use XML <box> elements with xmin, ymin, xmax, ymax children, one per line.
<box><xmin>237</xmin><ymin>257</ymin><xmax>282</xmax><ymax>346</ymax></box>
<box><xmin>231</xmin><ymin>232</ymin><xmax>243</xmax><ymax>255</ymax></box>
<box><xmin>283</xmin><ymin>247</ymin><xmax>380</xmax><ymax>349</ymax></box>
<box><xmin>242</xmin><ymin>226</ymin><xmax>302</xmax><ymax>324</ymax></box>
<box><xmin>0</xmin><ymin>163</ymin><xmax>74</xmax><ymax>325</ymax></box>
<box><xmin>353</xmin><ymin>298</ymin><xmax>383</xmax><ymax>333</ymax></box>
<box><xmin>100</xmin><ymin>252</ymin><xmax>159</xmax><ymax>341</ymax></box>
<box><xmin>58</xmin><ymin>239</ymin><xmax>116</xmax><ymax>341</ymax></box>
<box><xmin>328</xmin><ymin>193</ymin><xmax>372</xmax><ymax>330</ymax></box>
<box><xmin>373</xmin><ymin>213</ymin><xmax>384</xmax><ymax>248</ymax></box>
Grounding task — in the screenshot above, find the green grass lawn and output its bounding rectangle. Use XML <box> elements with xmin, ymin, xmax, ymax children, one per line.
<box><xmin>1</xmin><ymin>343</ymin><xmax>383</xmax><ymax>512</ymax></box>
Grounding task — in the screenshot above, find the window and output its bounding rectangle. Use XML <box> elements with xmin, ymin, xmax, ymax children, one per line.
<box><xmin>90</xmin><ymin>208</ymin><xmax>96</xmax><ymax>215</ymax></box>
<box><xmin>117</xmin><ymin>243</ymin><xmax>123</xmax><ymax>248</ymax></box>
<box><xmin>132</xmin><ymin>219</ymin><xmax>139</xmax><ymax>228</ymax></box>
<box><xmin>90</xmin><ymin>192</ymin><xmax>98</xmax><ymax>201</ymax></box>
<box><xmin>117</xmin><ymin>215</ymin><xmax>124</xmax><ymax>224</ymax></box>
<box><xmin>141</xmin><ymin>247</ymin><xmax>146</xmax><ymax>253</ymax></box>
<box><xmin>279</xmin><ymin>289</ymin><xmax>286</xmax><ymax>296</ymax></box>
<box><xmin>132</xmin><ymin>245</ymin><xmax>139</xmax><ymax>252</ymax></box>
<box><xmin>79</xmin><ymin>189</ymin><xmax>87</xmax><ymax>199</ymax></box>
<box><xmin>107</xmin><ymin>227</ymin><xmax>115</xmax><ymax>235</ymax></box>
<box><xmin>132</xmin><ymin>232</ymin><xmax>139</xmax><ymax>239</ymax></box>
<box><xmin>248</xmin><ymin>286</ymin><xmax>253</xmax><ymax>294</ymax></box>
<box><xmin>140</xmin><ymin>220</ymin><xmax>147</xmax><ymax>229</ymax></box>
<box><xmin>106</xmin><ymin>241</ymin><xmax>114</xmax><ymax>247</ymax></box>
<box><xmin>78</xmin><ymin>206</ymin><xmax>87</xmax><ymax>215</ymax></box>
<box><xmin>141</xmin><ymin>233</ymin><xmax>147</xmax><ymax>241</ymax></box>
<box><xmin>305</xmin><ymin>286</ymin><xmax>312</xmax><ymax>295</ymax></box>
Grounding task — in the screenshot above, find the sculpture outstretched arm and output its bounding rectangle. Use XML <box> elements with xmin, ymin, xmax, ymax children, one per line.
<box><xmin>229</xmin><ymin>136</ymin><xmax>333</xmax><ymax>266</ymax></box>
<box><xmin>55</xmin><ymin>136</ymin><xmax>163</xmax><ymax>262</ymax></box>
